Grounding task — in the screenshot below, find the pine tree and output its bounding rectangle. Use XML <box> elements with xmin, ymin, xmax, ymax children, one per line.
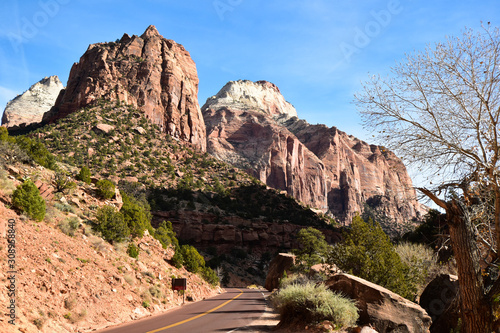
<box><xmin>329</xmin><ymin>215</ymin><xmax>415</xmax><ymax>299</ymax></box>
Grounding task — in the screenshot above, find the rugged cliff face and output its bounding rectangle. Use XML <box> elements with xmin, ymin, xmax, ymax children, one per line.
<box><xmin>42</xmin><ymin>25</ymin><xmax>206</xmax><ymax>150</ymax></box>
<box><xmin>283</xmin><ymin>117</ymin><xmax>422</xmax><ymax>225</ymax></box>
<box><xmin>202</xmin><ymin>80</ymin><xmax>424</xmax><ymax>226</ymax></box>
<box><xmin>2</xmin><ymin>76</ymin><xmax>64</xmax><ymax>129</ymax></box>
<box><xmin>203</xmin><ymin>80</ymin><xmax>329</xmax><ymax>211</ymax></box>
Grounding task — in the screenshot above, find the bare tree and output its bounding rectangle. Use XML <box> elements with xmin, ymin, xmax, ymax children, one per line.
<box><xmin>355</xmin><ymin>25</ymin><xmax>500</xmax><ymax>333</ymax></box>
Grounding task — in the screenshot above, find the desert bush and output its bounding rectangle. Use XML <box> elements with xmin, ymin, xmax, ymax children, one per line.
<box><xmin>201</xmin><ymin>266</ymin><xmax>220</xmax><ymax>286</ymax></box>
<box><xmin>96</xmin><ymin>179</ymin><xmax>115</xmax><ymax>199</ymax></box>
<box><xmin>272</xmin><ymin>282</ymin><xmax>358</xmax><ymax>328</ymax></box>
<box><xmin>94</xmin><ymin>205</ymin><xmax>129</xmax><ymax>243</ymax></box>
<box><xmin>0</xmin><ymin>168</ymin><xmax>15</xmax><ymax>195</ymax></box>
<box><xmin>395</xmin><ymin>242</ymin><xmax>442</xmax><ymax>294</ymax></box>
<box><xmin>76</xmin><ymin>166</ymin><xmax>91</xmax><ymax>184</ymax></box>
<box><xmin>171</xmin><ymin>249</ymin><xmax>184</xmax><ymax>269</ymax></box>
<box><xmin>124</xmin><ymin>273</ymin><xmax>135</xmax><ymax>285</ymax></box>
<box><xmin>127</xmin><ymin>243</ymin><xmax>139</xmax><ymax>258</ymax></box>
<box><xmin>0</xmin><ymin>127</ymin><xmax>9</xmax><ymax>142</ymax></box>
<box><xmin>53</xmin><ymin>202</ymin><xmax>75</xmax><ymax>214</ymax></box>
<box><xmin>120</xmin><ymin>192</ymin><xmax>152</xmax><ymax>238</ymax></box>
<box><xmin>59</xmin><ymin>217</ymin><xmax>80</xmax><ymax>236</ymax></box>
<box><xmin>329</xmin><ymin>215</ymin><xmax>416</xmax><ymax>299</ymax></box>
<box><xmin>12</xmin><ymin>179</ymin><xmax>46</xmax><ymax>221</ymax></box>
<box><xmin>154</xmin><ymin>220</ymin><xmax>179</xmax><ymax>249</ymax></box>
<box><xmin>180</xmin><ymin>245</ymin><xmax>205</xmax><ymax>273</ymax></box>
<box><xmin>279</xmin><ymin>273</ymin><xmax>312</xmax><ymax>289</ymax></box>
<box><xmin>0</xmin><ymin>141</ymin><xmax>31</xmax><ymax>165</ymax></box>
<box><xmin>14</xmin><ymin>136</ymin><xmax>57</xmax><ymax>170</ymax></box>
<box><xmin>54</xmin><ymin>173</ymin><xmax>77</xmax><ymax>194</ymax></box>
<box><xmin>149</xmin><ymin>285</ymin><xmax>162</xmax><ymax>299</ymax></box>
<box><xmin>64</xmin><ymin>295</ymin><xmax>77</xmax><ymax>310</ymax></box>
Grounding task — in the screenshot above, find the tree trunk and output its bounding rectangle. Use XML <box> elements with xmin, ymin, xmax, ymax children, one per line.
<box><xmin>495</xmin><ymin>187</ymin><xmax>500</xmax><ymax>259</ymax></box>
<box><xmin>418</xmin><ymin>188</ymin><xmax>493</xmax><ymax>332</ymax></box>
<box><xmin>446</xmin><ymin>199</ymin><xmax>492</xmax><ymax>333</ymax></box>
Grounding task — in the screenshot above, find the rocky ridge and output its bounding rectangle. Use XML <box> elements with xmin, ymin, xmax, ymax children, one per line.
<box><xmin>1</xmin><ymin>76</ymin><xmax>64</xmax><ymax>129</ymax></box>
<box><xmin>203</xmin><ymin>80</ymin><xmax>424</xmax><ymax>226</ymax></box>
<box><xmin>42</xmin><ymin>25</ymin><xmax>206</xmax><ymax>150</ymax></box>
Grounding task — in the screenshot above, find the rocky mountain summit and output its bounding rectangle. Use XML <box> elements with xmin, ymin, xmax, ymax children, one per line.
<box><xmin>1</xmin><ymin>76</ymin><xmax>64</xmax><ymax>129</ymax></box>
<box><xmin>5</xmin><ymin>27</ymin><xmax>424</xmax><ymax>228</ymax></box>
<box><xmin>42</xmin><ymin>25</ymin><xmax>206</xmax><ymax>150</ymax></box>
<box><xmin>203</xmin><ymin>80</ymin><xmax>424</xmax><ymax>226</ymax></box>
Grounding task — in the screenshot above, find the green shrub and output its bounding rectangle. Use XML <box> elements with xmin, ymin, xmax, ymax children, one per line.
<box><xmin>59</xmin><ymin>217</ymin><xmax>80</xmax><ymax>236</ymax></box>
<box><xmin>201</xmin><ymin>266</ymin><xmax>219</xmax><ymax>286</ymax></box>
<box><xmin>76</xmin><ymin>166</ymin><xmax>92</xmax><ymax>184</ymax></box>
<box><xmin>54</xmin><ymin>173</ymin><xmax>77</xmax><ymax>193</ymax></box>
<box><xmin>12</xmin><ymin>179</ymin><xmax>46</xmax><ymax>221</ymax></box>
<box><xmin>14</xmin><ymin>136</ymin><xmax>57</xmax><ymax>170</ymax></box>
<box><xmin>154</xmin><ymin>220</ymin><xmax>179</xmax><ymax>249</ymax></box>
<box><xmin>180</xmin><ymin>245</ymin><xmax>205</xmax><ymax>273</ymax></box>
<box><xmin>54</xmin><ymin>202</ymin><xmax>75</xmax><ymax>213</ymax></box>
<box><xmin>120</xmin><ymin>193</ymin><xmax>151</xmax><ymax>238</ymax></box>
<box><xmin>0</xmin><ymin>127</ymin><xmax>11</xmax><ymax>142</ymax></box>
<box><xmin>149</xmin><ymin>285</ymin><xmax>162</xmax><ymax>299</ymax></box>
<box><xmin>279</xmin><ymin>274</ymin><xmax>311</xmax><ymax>289</ymax></box>
<box><xmin>292</xmin><ymin>227</ymin><xmax>331</xmax><ymax>272</ymax></box>
<box><xmin>272</xmin><ymin>282</ymin><xmax>358</xmax><ymax>328</ymax></box>
<box><xmin>329</xmin><ymin>215</ymin><xmax>416</xmax><ymax>299</ymax></box>
<box><xmin>127</xmin><ymin>243</ymin><xmax>139</xmax><ymax>258</ymax></box>
<box><xmin>94</xmin><ymin>205</ymin><xmax>129</xmax><ymax>243</ymax></box>
<box><xmin>171</xmin><ymin>249</ymin><xmax>184</xmax><ymax>269</ymax></box>
<box><xmin>96</xmin><ymin>179</ymin><xmax>115</xmax><ymax>199</ymax></box>
<box><xmin>395</xmin><ymin>242</ymin><xmax>437</xmax><ymax>294</ymax></box>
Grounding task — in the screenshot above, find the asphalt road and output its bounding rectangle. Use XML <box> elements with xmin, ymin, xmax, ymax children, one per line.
<box><xmin>96</xmin><ymin>288</ymin><xmax>270</xmax><ymax>333</ymax></box>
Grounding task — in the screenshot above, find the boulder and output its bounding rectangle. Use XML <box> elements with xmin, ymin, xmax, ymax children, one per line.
<box><xmin>264</xmin><ymin>253</ymin><xmax>295</xmax><ymax>291</ymax></box>
<box><xmin>325</xmin><ymin>273</ymin><xmax>431</xmax><ymax>333</ymax></box>
<box><xmin>92</xmin><ymin>123</ymin><xmax>115</xmax><ymax>135</ymax></box>
<box><xmin>419</xmin><ymin>274</ymin><xmax>459</xmax><ymax>333</ymax></box>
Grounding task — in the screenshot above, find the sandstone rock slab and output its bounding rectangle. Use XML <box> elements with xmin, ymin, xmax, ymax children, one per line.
<box><xmin>325</xmin><ymin>273</ymin><xmax>431</xmax><ymax>333</ymax></box>
<box><xmin>264</xmin><ymin>253</ymin><xmax>295</xmax><ymax>291</ymax></box>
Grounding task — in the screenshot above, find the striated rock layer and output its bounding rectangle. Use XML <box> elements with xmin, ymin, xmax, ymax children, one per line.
<box><xmin>2</xmin><ymin>76</ymin><xmax>64</xmax><ymax>129</ymax></box>
<box><xmin>43</xmin><ymin>25</ymin><xmax>206</xmax><ymax>150</ymax></box>
<box><xmin>202</xmin><ymin>80</ymin><xmax>424</xmax><ymax>225</ymax></box>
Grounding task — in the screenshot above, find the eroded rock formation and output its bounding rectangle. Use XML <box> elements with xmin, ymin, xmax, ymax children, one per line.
<box><xmin>2</xmin><ymin>76</ymin><xmax>64</xmax><ymax>129</ymax></box>
<box><xmin>326</xmin><ymin>273</ymin><xmax>432</xmax><ymax>333</ymax></box>
<box><xmin>265</xmin><ymin>253</ymin><xmax>296</xmax><ymax>291</ymax></box>
<box><xmin>202</xmin><ymin>80</ymin><xmax>424</xmax><ymax>225</ymax></box>
<box><xmin>43</xmin><ymin>25</ymin><xmax>206</xmax><ymax>150</ymax></box>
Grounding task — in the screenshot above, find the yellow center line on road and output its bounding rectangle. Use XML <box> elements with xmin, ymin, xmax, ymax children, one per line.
<box><xmin>146</xmin><ymin>289</ymin><xmax>244</xmax><ymax>333</ymax></box>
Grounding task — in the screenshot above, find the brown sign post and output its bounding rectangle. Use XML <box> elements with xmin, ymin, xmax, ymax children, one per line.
<box><xmin>172</xmin><ymin>278</ymin><xmax>187</xmax><ymax>304</ymax></box>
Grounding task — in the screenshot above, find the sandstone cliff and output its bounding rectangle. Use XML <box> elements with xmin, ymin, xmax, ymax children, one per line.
<box><xmin>42</xmin><ymin>25</ymin><xmax>206</xmax><ymax>150</ymax></box>
<box><xmin>202</xmin><ymin>80</ymin><xmax>424</xmax><ymax>226</ymax></box>
<box><xmin>2</xmin><ymin>76</ymin><xmax>64</xmax><ymax>129</ymax></box>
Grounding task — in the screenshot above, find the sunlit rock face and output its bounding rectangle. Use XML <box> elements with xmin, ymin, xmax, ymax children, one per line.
<box><xmin>43</xmin><ymin>25</ymin><xmax>206</xmax><ymax>150</ymax></box>
<box><xmin>2</xmin><ymin>76</ymin><xmax>64</xmax><ymax>129</ymax></box>
<box><xmin>203</xmin><ymin>80</ymin><xmax>424</xmax><ymax>226</ymax></box>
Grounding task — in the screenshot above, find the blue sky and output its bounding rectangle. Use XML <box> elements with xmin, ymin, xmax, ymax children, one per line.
<box><xmin>0</xmin><ymin>0</ymin><xmax>498</xmax><ymax>145</ymax></box>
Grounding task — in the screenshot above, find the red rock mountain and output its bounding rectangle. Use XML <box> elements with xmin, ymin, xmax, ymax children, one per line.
<box><xmin>202</xmin><ymin>80</ymin><xmax>424</xmax><ymax>225</ymax></box>
<box><xmin>42</xmin><ymin>25</ymin><xmax>206</xmax><ymax>150</ymax></box>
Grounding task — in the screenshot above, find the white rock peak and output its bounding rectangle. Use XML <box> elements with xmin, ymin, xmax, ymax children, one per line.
<box><xmin>2</xmin><ymin>76</ymin><xmax>64</xmax><ymax>128</ymax></box>
<box><xmin>203</xmin><ymin>80</ymin><xmax>298</xmax><ymax>118</ymax></box>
